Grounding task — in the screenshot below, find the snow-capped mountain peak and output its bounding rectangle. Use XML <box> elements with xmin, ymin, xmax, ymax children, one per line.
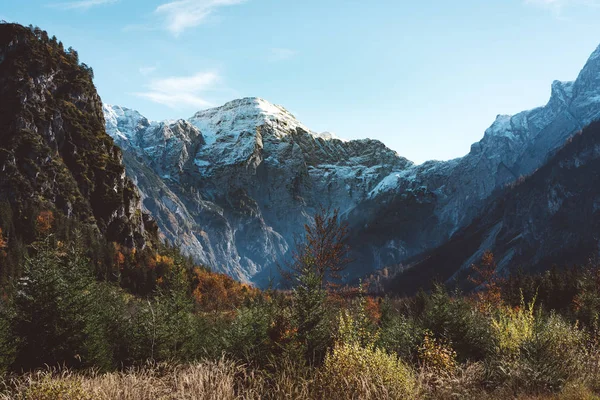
<box><xmin>103</xmin><ymin>104</ymin><xmax>150</xmax><ymax>142</ymax></box>
<box><xmin>100</xmin><ymin>41</ymin><xmax>600</xmax><ymax>285</ymax></box>
<box><xmin>188</xmin><ymin>97</ymin><xmax>308</xmax><ymax>144</ymax></box>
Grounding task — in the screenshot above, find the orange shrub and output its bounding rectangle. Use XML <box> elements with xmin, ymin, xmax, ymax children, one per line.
<box><xmin>0</xmin><ymin>228</ymin><xmax>6</xmax><ymax>249</ymax></box>
<box><xmin>36</xmin><ymin>211</ymin><xmax>54</xmax><ymax>234</ymax></box>
<box><xmin>192</xmin><ymin>268</ymin><xmax>258</xmax><ymax>311</ymax></box>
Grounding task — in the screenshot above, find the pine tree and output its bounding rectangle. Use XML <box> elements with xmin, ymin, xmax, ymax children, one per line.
<box><xmin>11</xmin><ymin>227</ymin><xmax>100</xmax><ymax>370</ymax></box>
<box><xmin>293</xmin><ymin>265</ymin><xmax>330</xmax><ymax>364</ymax></box>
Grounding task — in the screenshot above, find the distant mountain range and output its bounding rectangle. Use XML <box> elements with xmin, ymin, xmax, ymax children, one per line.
<box><xmin>103</xmin><ymin>43</ymin><xmax>600</xmax><ymax>287</ymax></box>
<box><xmin>3</xmin><ymin>21</ymin><xmax>600</xmax><ymax>290</ymax></box>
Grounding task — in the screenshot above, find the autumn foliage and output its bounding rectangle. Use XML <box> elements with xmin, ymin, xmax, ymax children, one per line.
<box><xmin>282</xmin><ymin>207</ymin><xmax>351</xmax><ymax>289</ymax></box>
<box><xmin>192</xmin><ymin>268</ymin><xmax>258</xmax><ymax>311</ymax></box>
<box><xmin>36</xmin><ymin>211</ymin><xmax>55</xmax><ymax>234</ymax></box>
<box><xmin>469</xmin><ymin>251</ymin><xmax>503</xmax><ymax>311</ymax></box>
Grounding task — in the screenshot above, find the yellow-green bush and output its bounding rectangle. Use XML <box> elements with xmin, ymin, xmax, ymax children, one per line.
<box><xmin>488</xmin><ymin>311</ymin><xmax>589</xmax><ymax>394</ymax></box>
<box><xmin>21</xmin><ymin>377</ymin><xmax>92</xmax><ymax>400</ymax></box>
<box><xmin>417</xmin><ymin>330</ymin><xmax>457</xmax><ymax>373</ymax></box>
<box><xmin>319</xmin><ymin>341</ymin><xmax>417</xmax><ymax>399</ymax></box>
<box><xmin>490</xmin><ymin>297</ymin><xmax>535</xmax><ymax>356</ymax></box>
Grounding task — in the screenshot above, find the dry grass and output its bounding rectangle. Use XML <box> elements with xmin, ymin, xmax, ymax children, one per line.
<box><xmin>0</xmin><ymin>359</ymin><xmax>314</xmax><ymax>400</ymax></box>
<box><xmin>1</xmin><ymin>358</ymin><xmax>600</xmax><ymax>400</ymax></box>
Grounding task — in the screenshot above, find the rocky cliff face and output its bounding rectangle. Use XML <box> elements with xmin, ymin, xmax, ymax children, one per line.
<box><xmin>105</xmin><ymin>44</ymin><xmax>600</xmax><ymax>286</ymax></box>
<box><xmin>348</xmin><ymin>43</ymin><xmax>600</xmax><ymax>273</ymax></box>
<box><xmin>0</xmin><ymin>23</ymin><xmax>156</xmax><ymax>249</ymax></box>
<box><xmin>105</xmin><ymin>98</ymin><xmax>411</xmax><ymax>282</ymax></box>
<box><xmin>390</xmin><ymin>120</ymin><xmax>600</xmax><ymax>294</ymax></box>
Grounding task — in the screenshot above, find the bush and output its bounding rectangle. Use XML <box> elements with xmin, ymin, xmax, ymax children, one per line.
<box><xmin>319</xmin><ymin>341</ymin><xmax>418</xmax><ymax>399</ymax></box>
<box><xmin>292</xmin><ymin>269</ymin><xmax>333</xmax><ymax>365</ymax></box>
<box><xmin>489</xmin><ymin>311</ymin><xmax>588</xmax><ymax>394</ymax></box>
<box><xmin>11</xmin><ymin>234</ymin><xmax>98</xmax><ymax>370</ymax></box>
<box><xmin>0</xmin><ymin>299</ymin><xmax>15</xmax><ymax>374</ymax></box>
<box><xmin>417</xmin><ymin>330</ymin><xmax>457</xmax><ymax>373</ymax></box>
<box><xmin>377</xmin><ymin>299</ymin><xmax>423</xmax><ymax>362</ymax></box>
<box><xmin>421</xmin><ymin>285</ymin><xmax>495</xmax><ymax>361</ymax></box>
<box><xmin>490</xmin><ymin>296</ymin><xmax>535</xmax><ymax>357</ymax></box>
<box><xmin>20</xmin><ymin>374</ymin><xmax>92</xmax><ymax>400</ymax></box>
<box><xmin>223</xmin><ymin>302</ymin><xmax>273</xmax><ymax>365</ymax></box>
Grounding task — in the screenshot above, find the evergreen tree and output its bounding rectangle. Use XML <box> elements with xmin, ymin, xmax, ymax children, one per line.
<box><xmin>11</xmin><ymin>229</ymin><xmax>101</xmax><ymax>370</ymax></box>
<box><xmin>293</xmin><ymin>264</ymin><xmax>331</xmax><ymax>364</ymax></box>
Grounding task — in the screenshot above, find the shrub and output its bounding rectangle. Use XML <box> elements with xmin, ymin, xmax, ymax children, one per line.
<box><xmin>319</xmin><ymin>341</ymin><xmax>418</xmax><ymax>399</ymax></box>
<box><xmin>292</xmin><ymin>269</ymin><xmax>332</xmax><ymax>364</ymax></box>
<box><xmin>20</xmin><ymin>374</ymin><xmax>92</xmax><ymax>400</ymax></box>
<box><xmin>223</xmin><ymin>302</ymin><xmax>273</xmax><ymax>365</ymax></box>
<box><xmin>421</xmin><ymin>285</ymin><xmax>495</xmax><ymax>361</ymax></box>
<box><xmin>490</xmin><ymin>295</ymin><xmax>535</xmax><ymax>357</ymax></box>
<box><xmin>11</xmin><ymin>233</ymin><xmax>99</xmax><ymax>370</ymax></box>
<box><xmin>417</xmin><ymin>330</ymin><xmax>457</xmax><ymax>373</ymax></box>
<box><xmin>489</xmin><ymin>312</ymin><xmax>588</xmax><ymax>394</ymax></box>
<box><xmin>336</xmin><ymin>296</ymin><xmax>379</xmax><ymax>349</ymax></box>
<box><xmin>377</xmin><ymin>311</ymin><xmax>423</xmax><ymax>362</ymax></box>
<box><xmin>0</xmin><ymin>299</ymin><xmax>15</xmax><ymax>374</ymax></box>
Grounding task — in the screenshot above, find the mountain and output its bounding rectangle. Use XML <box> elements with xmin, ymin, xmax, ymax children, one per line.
<box><xmin>0</xmin><ymin>23</ymin><xmax>156</xmax><ymax>256</ymax></box>
<box><xmin>105</xmin><ymin>45</ymin><xmax>600</xmax><ymax>286</ymax></box>
<box><xmin>349</xmin><ymin>44</ymin><xmax>600</xmax><ymax>273</ymax></box>
<box><xmin>390</xmin><ymin>120</ymin><xmax>600</xmax><ymax>294</ymax></box>
<box><xmin>104</xmin><ymin>98</ymin><xmax>410</xmax><ymax>282</ymax></box>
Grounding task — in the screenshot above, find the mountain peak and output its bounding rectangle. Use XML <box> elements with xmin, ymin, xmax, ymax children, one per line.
<box><xmin>188</xmin><ymin>97</ymin><xmax>306</xmax><ymax>144</ymax></box>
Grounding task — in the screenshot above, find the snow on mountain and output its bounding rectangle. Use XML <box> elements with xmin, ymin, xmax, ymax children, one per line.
<box><xmin>104</xmin><ymin>43</ymin><xmax>600</xmax><ymax>285</ymax></box>
<box><xmin>104</xmin><ymin>97</ymin><xmax>410</xmax><ymax>283</ymax></box>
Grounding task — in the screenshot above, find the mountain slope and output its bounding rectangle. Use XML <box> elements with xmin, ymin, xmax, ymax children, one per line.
<box><xmin>347</xmin><ymin>43</ymin><xmax>600</xmax><ymax>271</ymax></box>
<box><xmin>390</xmin><ymin>120</ymin><xmax>600</xmax><ymax>294</ymax></box>
<box><xmin>105</xmin><ymin>98</ymin><xmax>410</xmax><ymax>282</ymax></box>
<box><xmin>106</xmin><ymin>44</ymin><xmax>600</xmax><ymax>286</ymax></box>
<box><xmin>0</xmin><ymin>23</ymin><xmax>156</xmax><ymax>255</ymax></box>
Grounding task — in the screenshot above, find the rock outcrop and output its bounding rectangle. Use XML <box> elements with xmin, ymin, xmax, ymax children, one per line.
<box><xmin>105</xmin><ymin>44</ymin><xmax>600</xmax><ymax>286</ymax></box>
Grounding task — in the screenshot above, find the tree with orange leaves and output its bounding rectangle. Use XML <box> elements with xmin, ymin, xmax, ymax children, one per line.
<box><xmin>282</xmin><ymin>207</ymin><xmax>352</xmax><ymax>289</ymax></box>
<box><xmin>0</xmin><ymin>228</ymin><xmax>6</xmax><ymax>249</ymax></box>
<box><xmin>36</xmin><ymin>211</ymin><xmax>54</xmax><ymax>234</ymax></box>
<box><xmin>469</xmin><ymin>251</ymin><xmax>503</xmax><ymax>311</ymax></box>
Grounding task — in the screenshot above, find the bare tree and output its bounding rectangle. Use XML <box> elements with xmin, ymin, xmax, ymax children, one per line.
<box><xmin>281</xmin><ymin>207</ymin><xmax>352</xmax><ymax>289</ymax></box>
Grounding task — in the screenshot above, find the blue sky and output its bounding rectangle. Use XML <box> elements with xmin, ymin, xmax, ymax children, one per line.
<box><xmin>3</xmin><ymin>0</ymin><xmax>600</xmax><ymax>163</ymax></box>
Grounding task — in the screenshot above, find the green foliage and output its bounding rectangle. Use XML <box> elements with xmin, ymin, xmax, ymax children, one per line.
<box><xmin>11</xmin><ymin>233</ymin><xmax>92</xmax><ymax>370</ymax></box>
<box><xmin>489</xmin><ymin>312</ymin><xmax>588</xmax><ymax>394</ymax></box>
<box><xmin>320</xmin><ymin>341</ymin><xmax>418</xmax><ymax>399</ymax></box>
<box><xmin>0</xmin><ymin>297</ymin><xmax>16</xmax><ymax>374</ymax></box>
<box><xmin>148</xmin><ymin>265</ymin><xmax>196</xmax><ymax>362</ymax></box>
<box><xmin>223</xmin><ymin>302</ymin><xmax>273</xmax><ymax>365</ymax></box>
<box><xmin>377</xmin><ymin>299</ymin><xmax>423</xmax><ymax>361</ymax></box>
<box><xmin>417</xmin><ymin>330</ymin><xmax>457</xmax><ymax>373</ymax></box>
<box><xmin>20</xmin><ymin>376</ymin><xmax>92</xmax><ymax>400</ymax></box>
<box><xmin>490</xmin><ymin>294</ymin><xmax>536</xmax><ymax>357</ymax></box>
<box><xmin>421</xmin><ymin>285</ymin><xmax>495</xmax><ymax>361</ymax></box>
<box><xmin>292</xmin><ymin>268</ymin><xmax>332</xmax><ymax>364</ymax></box>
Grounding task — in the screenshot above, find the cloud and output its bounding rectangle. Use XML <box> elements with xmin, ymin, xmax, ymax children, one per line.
<box><xmin>268</xmin><ymin>48</ymin><xmax>297</xmax><ymax>62</ymax></box>
<box><xmin>155</xmin><ymin>0</ymin><xmax>246</xmax><ymax>36</ymax></box>
<box><xmin>134</xmin><ymin>71</ymin><xmax>220</xmax><ymax>109</ymax></box>
<box><xmin>139</xmin><ymin>65</ymin><xmax>158</xmax><ymax>76</ymax></box>
<box><xmin>50</xmin><ymin>0</ymin><xmax>117</xmax><ymax>10</ymax></box>
<box><xmin>525</xmin><ymin>0</ymin><xmax>600</xmax><ymax>12</ymax></box>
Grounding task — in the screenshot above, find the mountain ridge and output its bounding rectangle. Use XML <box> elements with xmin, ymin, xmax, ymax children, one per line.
<box><xmin>104</xmin><ymin>43</ymin><xmax>600</xmax><ymax>285</ymax></box>
<box><xmin>0</xmin><ymin>23</ymin><xmax>157</xmax><ymax>253</ymax></box>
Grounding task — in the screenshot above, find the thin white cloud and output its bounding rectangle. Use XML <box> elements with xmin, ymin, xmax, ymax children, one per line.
<box><xmin>156</xmin><ymin>0</ymin><xmax>246</xmax><ymax>36</ymax></box>
<box><xmin>51</xmin><ymin>0</ymin><xmax>117</xmax><ymax>10</ymax></box>
<box><xmin>525</xmin><ymin>0</ymin><xmax>600</xmax><ymax>12</ymax></box>
<box><xmin>134</xmin><ymin>71</ymin><xmax>220</xmax><ymax>109</ymax></box>
<box><xmin>268</xmin><ymin>48</ymin><xmax>297</xmax><ymax>62</ymax></box>
<box><xmin>139</xmin><ymin>65</ymin><xmax>158</xmax><ymax>76</ymax></box>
